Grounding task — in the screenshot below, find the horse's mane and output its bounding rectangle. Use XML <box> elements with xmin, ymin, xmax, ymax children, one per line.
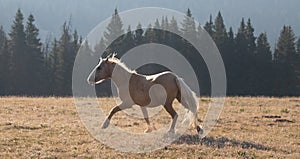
<box><xmin>108</xmin><ymin>57</ymin><xmax>136</xmax><ymax>73</ymax></box>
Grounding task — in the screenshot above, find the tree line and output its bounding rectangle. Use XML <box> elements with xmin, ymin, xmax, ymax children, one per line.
<box><xmin>0</xmin><ymin>9</ymin><xmax>81</xmax><ymax>96</ymax></box>
<box><xmin>0</xmin><ymin>9</ymin><xmax>299</xmax><ymax>96</ymax></box>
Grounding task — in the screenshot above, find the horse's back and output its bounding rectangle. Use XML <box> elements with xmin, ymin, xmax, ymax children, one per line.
<box><xmin>146</xmin><ymin>71</ymin><xmax>176</xmax><ymax>82</ymax></box>
<box><xmin>147</xmin><ymin>71</ymin><xmax>179</xmax><ymax>99</ymax></box>
<box><xmin>129</xmin><ymin>71</ymin><xmax>179</xmax><ymax>106</ymax></box>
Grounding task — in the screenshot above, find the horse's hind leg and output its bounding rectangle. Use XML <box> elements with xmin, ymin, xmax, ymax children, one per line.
<box><xmin>176</xmin><ymin>95</ymin><xmax>198</xmax><ymax>130</ymax></box>
<box><xmin>163</xmin><ymin>102</ymin><xmax>178</xmax><ymax>133</ymax></box>
<box><xmin>141</xmin><ymin>107</ymin><xmax>156</xmax><ymax>133</ymax></box>
<box><xmin>102</xmin><ymin>103</ymin><xmax>131</xmax><ymax>129</ymax></box>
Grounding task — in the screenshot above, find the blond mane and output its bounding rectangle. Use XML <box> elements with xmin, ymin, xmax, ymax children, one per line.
<box><xmin>108</xmin><ymin>57</ymin><xmax>136</xmax><ymax>74</ymax></box>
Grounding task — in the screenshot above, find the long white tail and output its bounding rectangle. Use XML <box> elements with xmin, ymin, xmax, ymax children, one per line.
<box><xmin>175</xmin><ymin>77</ymin><xmax>199</xmax><ymax>128</ymax></box>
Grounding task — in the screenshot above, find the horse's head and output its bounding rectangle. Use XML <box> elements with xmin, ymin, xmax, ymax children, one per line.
<box><xmin>87</xmin><ymin>53</ymin><xmax>117</xmax><ymax>85</ymax></box>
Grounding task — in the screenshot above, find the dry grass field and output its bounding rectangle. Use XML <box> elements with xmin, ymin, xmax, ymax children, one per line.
<box><xmin>0</xmin><ymin>97</ymin><xmax>299</xmax><ymax>158</ymax></box>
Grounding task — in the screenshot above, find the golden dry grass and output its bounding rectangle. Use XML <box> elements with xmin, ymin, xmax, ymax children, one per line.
<box><xmin>0</xmin><ymin>97</ymin><xmax>299</xmax><ymax>158</ymax></box>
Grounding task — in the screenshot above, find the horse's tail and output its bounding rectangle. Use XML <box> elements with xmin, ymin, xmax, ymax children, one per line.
<box><xmin>175</xmin><ymin>76</ymin><xmax>199</xmax><ymax>128</ymax></box>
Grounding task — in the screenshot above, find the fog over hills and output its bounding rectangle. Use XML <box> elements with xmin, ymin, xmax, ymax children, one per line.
<box><xmin>0</xmin><ymin>0</ymin><xmax>299</xmax><ymax>46</ymax></box>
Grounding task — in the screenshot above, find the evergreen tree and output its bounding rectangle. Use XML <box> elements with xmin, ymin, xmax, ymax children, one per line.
<box><xmin>196</xmin><ymin>23</ymin><xmax>203</xmax><ymax>38</ymax></box>
<box><xmin>49</xmin><ymin>38</ymin><xmax>63</xmax><ymax>95</ymax></box>
<box><xmin>227</xmin><ymin>27</ymin><xmax>235</xmax><ymax>51</ymax></box>
<box><xmin>181</xmin><ymin>8</ymin><xmax>197</xmax><ymax>61</ymax></box>
<box><xmin>256</xmin><ymin>32</ymin><xmax>272</xmax><ymax>63</ymax></box>
<box><xmin>164</xmin><ymin>16</ymin><xmax>169</xmax><ymax>30</ymax></box>
<box><xmin>104</xmin><ymin>8</ymin><xmax>124</xmax><ymax>53</ymax></box>
<box><xmin>48</xmin><ymin>22</ymin><xmax>74</xmax><ymax>95</ymax></box>
<box><xmin>144</xmin><ymin>24</ymin><xmax>156</xmax><ymax>43</ymax></box>
<box><xmin>168</xmin><ymin>17</ymin><xmax>181</xmax><ymax>49</ymax></box>
<box><xmin>154</xmin><ymin>18</ymin><xmax>160</xmax><ymax>30</ymax></box>
<box><xmin>72</xmin><ymin>29</ymin><xmax>80</xmax><ymax>51</ymax></box>
<box><xmin>67</xmin><ymin>29</ymin><xmax>80</xmax><ymax>93</ymax></box>
<box><xmin>274</xmin><ymin>25</ymin><xmax>296</xmax><ymax>63</ymax></box>
<box><xmin>213</xmin><ymin>11</ymin><xmax>227</xmax><ymax>52</ymax></box>
<box><xmin>234</xmin><ymin>18</ymin><xmax>252</xmax><ymax>94</ymax></box>
<box><xmin>245</xmin><ymin>18</ymin><xmax>256</xmax><ymax>55</ymax></box>
<box><xmin>255</xmin><ymin>32</ymin><xmax>272</xmax><ymax>95</ymax></box>
<box><xmin>25</xmin><ymin>14</ymin><xmax>44</xmax><ymax>95</ymax></box>
<box><xmin>121</xmin><ymin>25</ymin><xmax>135</xmax><ymax>53</ymax></box>
<box><xmin>235</xmin><ymin>18</ymin><xmax>247</xmax><ymax>55</ymax></box>
<box><xmin>160</xmin><ymin>16</ymin><xmax>168</xmax><ymax>43</ymax></box>
<box><xmin>75</xmin><ymin>40</ymin><xmax>96</xmax><ymax>96</ymax></box>
<box><xmin>25</xmin><ymin>14</ymin><xmax>42</xmax><ymax>51</ymax></box>
<box><xmin>0</xmin><ymin>26</ymin><xmax>6</xmax><ymax>57</ymax></box>
<box><xmin>57</xmin><ymin>22</ymin><xmax>76</xmax><ymax>95</ymax></box>
<box><xmin>181</xmin><ymin>8</ymin><xmax>197</xmax><ymax>42</ymax></box>
<box><xmin>295</xmin><ymin>37</ymin><xmax>300</xmax><ymax>93</ymax></box>
<box><xmin>0</xmin><ymin>27</ymin><xmax>9</xmax><ymax>94</ymax></box>
<box><xmin>244</xmin><ymin>18</ymin><xmax>257</xmax><ymax>94</ymax></box>
<box><xmin>42</xmin><ymin>34</ymin><xmax>53</xmax><ymax>94</ymax></box>
<box><xmin>225</xmin><ymin>27</ymin><xmax>237</xmax><ymax>94</ymax></box>
<box><xmin>42</xmin><ymin>34</ymin><xmax>52</xmax><ymax>60</ymax></box>
<box><xmin>161</xmin><ymin>16</ymin><xmax>165</xmax><ymax>30</ymax></box>
<box><xmin>8</xmin><ymin>9</ymin><xmax>27</xmax><ymax>94</ymax></box>
<box><xmin>181</xmin><ymin>9</ymin><xmax>211</xmax><ymax>94</ymax></box>
<box><xmin>134</xmin><ymin>23</ymin><xmax>144</xmax><ymax>46</ymax></box>
<box><xmin>296</xmin><ymin>37</ymin><xmax>300</xmax><ymax>55</ymax></box>
<box><xmin>0</xmin><ymin>40</ymin><xmax>9</xmax><ymax>94</ymax></box>
<box><xmin>153</xmin><ymin>18</ymin><xmax>162</xmax><ymax>42</ymax></box>
<box><xmin>169</xmin><ymin>16</ymin><xmax>180</xmax><ymax>35</ymax></box>
<box><xmin>204</xmin><ymin>14</ymin><xmax>214</xmax><ymax>37</ymax></box>
<box><xmin>273</xmin><ymin>25</ymin><xmax>297</xmax><ymax>95</ymax></box>
<box><xmin>0</xmin><ymin>26</ymin><xmax>5</xmax><ymax>48</ymax></box>
<box><xmin>42</xmin><ymin>34</ymin><xmax>52</xmax><ymax>68</ymax></box>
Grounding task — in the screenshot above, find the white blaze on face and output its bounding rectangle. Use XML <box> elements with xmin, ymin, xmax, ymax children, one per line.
<box><xmin>87</xmin><ymin>60</ymin><xmax>101</xmax><ymax>85</ymax></box>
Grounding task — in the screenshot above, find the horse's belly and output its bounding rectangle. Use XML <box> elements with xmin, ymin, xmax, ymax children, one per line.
<box><xmin>128</xmin><ymin>72</ymin><xmax>178</xmax><ymax>107</ymax></box>
<box><xmin>132</xmin><ymin>84</ymin><xmax>168</xmax><ymax>107</ymax></box>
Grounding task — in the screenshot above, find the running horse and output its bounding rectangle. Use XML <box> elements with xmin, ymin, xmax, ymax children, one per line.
<box><xmin>87</xmin><ymin>53</ymin><xmax>202</xmax><ymax>134</ymax></box>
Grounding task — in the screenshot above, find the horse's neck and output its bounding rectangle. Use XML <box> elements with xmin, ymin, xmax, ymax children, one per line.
<box><xmin>111</xmin><ymin>65</ymin><xmax>133</xmax><ymax>90</ymax></box>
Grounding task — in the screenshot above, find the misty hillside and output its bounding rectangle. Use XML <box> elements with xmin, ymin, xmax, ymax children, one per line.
<box><xmin>0</xmin><ymin>0</ymin><xmax>299</xmax><ymax>46</ymax></box>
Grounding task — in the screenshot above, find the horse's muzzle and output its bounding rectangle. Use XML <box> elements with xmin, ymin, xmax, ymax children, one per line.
<box><xmin>87</xmin><ymin>77</ymin><xmax>96</xmax><ymax>85</ymax></box>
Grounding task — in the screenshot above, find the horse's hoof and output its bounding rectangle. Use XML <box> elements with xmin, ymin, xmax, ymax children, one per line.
<box><xmin>101</xmin><ymin>119</ymin><xmax>110</xmax><ymax>129</ymax></box>
<box><xmin>144</xmin><ymin>128</ymin><xmax>152</xmax><ymax>133</ymax></box>
<box><xmin>163</xmin><ymin>130</ymin><xmax>176</xmax><ymax>140</ymax></box>
<box><xmin>144</xmin><ymin>125</ymin><xmax>157</xmax><ymax>133</ymax></box>
<box><xmin>167</xmin><ymin>129</ymin><xmax>175</xmax><ymax>134</ymax></box>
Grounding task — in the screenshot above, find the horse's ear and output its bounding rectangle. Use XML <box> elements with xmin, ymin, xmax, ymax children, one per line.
<box><xmin>112</xmin><ymin>52</ymin><xmax>117</xmax><ymax>58</ymax></box>
<box><xmin>106</xmin><ymin>52</ymin><xmax>113</xmax><ymax>58</ymax></box>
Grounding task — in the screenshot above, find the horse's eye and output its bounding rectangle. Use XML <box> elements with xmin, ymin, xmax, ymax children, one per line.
<box><xmin>97</xmin><ymin>66</ymin><xmax>101</xmax><ymax>71</ymax></box>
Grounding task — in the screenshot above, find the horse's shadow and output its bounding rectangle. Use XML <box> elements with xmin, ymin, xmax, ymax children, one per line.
<box><xmin>173</xmin><ymin>134</ymin><xmax>270</xmax><ymax>151</ymax></box>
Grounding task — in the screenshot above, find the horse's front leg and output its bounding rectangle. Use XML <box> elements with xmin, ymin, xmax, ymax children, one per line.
<box><xmin>102</xmin><ymin>103</ymin><xmax>131</xmax><ymax>129</ymax></box>
<box><xmin>141</xmin><ymin>107</ymin><xmax>156</xmax><ymax>133</ymax></box>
